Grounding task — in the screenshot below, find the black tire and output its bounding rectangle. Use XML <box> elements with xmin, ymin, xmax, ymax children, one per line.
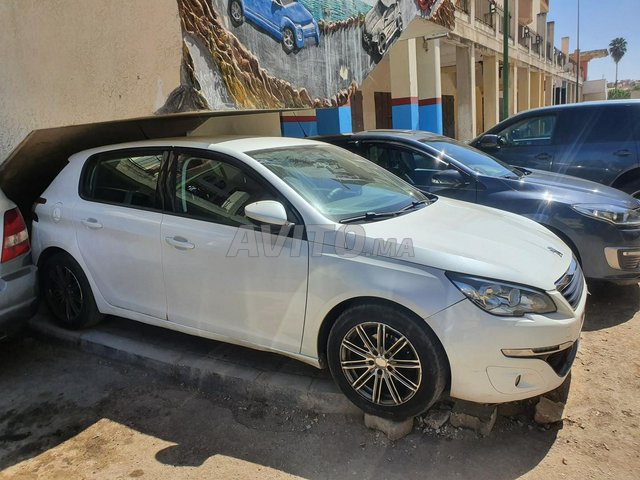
<box><xmin>228</xmin><ymin>0</ymin><xmax>244</xmax><ymax>28</ymax></box>
<box><xmin>281</xmin><ymin>27</ymin><xmax>296</xmax><ymax>54</ymax></box>
<box><xmin>617</xmin><ymin>178</ymin><xmax>640</xmax><ymax>199</ymax></box>
<box><xmin>377</xmin><ymin>34</ymin><xmax>387</xmax><ymax>57</ymax></box>
<box><xmin>327</xmin><ymin>303</ymin><xmax>448</xmax><ymax>419</ymax></box>
<box><xmin>42</xmin><ymin>253</ymin><xmax>103</xmax><ymax>330</ymax></box>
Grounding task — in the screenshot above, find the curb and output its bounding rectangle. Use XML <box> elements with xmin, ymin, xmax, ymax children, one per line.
<box><xmin>29</xmin><ymin>313</ymin><xmax>360</xmax><ymax>415</ymax></box>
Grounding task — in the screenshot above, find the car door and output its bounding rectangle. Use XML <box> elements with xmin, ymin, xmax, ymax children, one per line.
<box><xmin>161</xmin><ymin>148</ymin><xmax>309</xmax><ymax>353</ymax></box>
<box><xmin>553</xmin><ymin>105</ymin><xmax>639</xmax><ymax>185</ymax></box>
<box><xmin>361</xmin><ymin>142</ymin><xmax>477</xmax><ymax>202</ymax></box>
<box><xmin>488</xmin><ymin>113</ymin><xmax>559</xmax><ymax>171</ymax></box>
<box><xmin>74</xmin><ymin>149</ymin><xmax>167</xmax><ymax>320</ymax></box>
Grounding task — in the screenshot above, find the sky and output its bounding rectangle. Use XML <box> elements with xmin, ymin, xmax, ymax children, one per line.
<box><xmin>547</xmin><ymin>0</ymin><xmax>639</xmax><ymax>82</ymax></box>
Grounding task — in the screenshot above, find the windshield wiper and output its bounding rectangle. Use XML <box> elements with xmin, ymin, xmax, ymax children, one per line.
<box><xmin>340</xmin><ymin>200</ymin><xmax>430</xmax><ymax>224</ymax></box>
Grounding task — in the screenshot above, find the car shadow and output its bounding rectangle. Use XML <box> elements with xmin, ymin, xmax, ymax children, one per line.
<box><xmin>0</xmin><ymin>335</ymin><xmax>561</xmax><ymax>480</ymax></box>
<box><xmin>583</xmin><ymin>282</ymin><xmax>639</xmax><ymax>331</ymax></box>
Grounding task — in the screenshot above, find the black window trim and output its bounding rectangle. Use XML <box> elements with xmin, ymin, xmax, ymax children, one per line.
<box><xmin>79</xmin><ymin>147</ymin><xmax>169</xmax><ymax>214</ymax></box>
<box><xmin>165</xmin><ymin>147</ymin><xmax>306</xmax><ymax>236</ymax></box>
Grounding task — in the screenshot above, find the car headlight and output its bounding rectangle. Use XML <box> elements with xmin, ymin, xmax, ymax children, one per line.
<box><xmin>572</xmin><ymin>203</ymin><xmax>640</xmax><ymax>226</ymax></box>
<box><xmin>446</xmin><ymin>273</ymin><xmax>557</xmax><ymax>317</ymax></box>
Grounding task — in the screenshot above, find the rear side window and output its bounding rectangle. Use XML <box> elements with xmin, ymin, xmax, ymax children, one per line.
<box><xmin>81</xmin><ymin>152</ymin><xmax>164</xmax><ymax>210</ymax></box>
<box><xmin>496</xmin><ymin>115</ymin><xmax>557</xmax><ymax>146</ymax></box>
<box><xmin>556</xmin><ymin>106</ymin><xmax>636</xmax><ymax>143</ymax></box>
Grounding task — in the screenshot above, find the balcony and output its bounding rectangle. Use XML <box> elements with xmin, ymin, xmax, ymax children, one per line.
<box><xmin>455</xmin><ymin>0</ymin><xmax>471</xmax><ymax>14</ymax></box>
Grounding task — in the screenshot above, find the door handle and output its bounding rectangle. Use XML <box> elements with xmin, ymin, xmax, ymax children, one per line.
<box><xmin>614</xmin><ymin>149</ymin><xmax>632</xmax><ymax>157</ymax></box>
<box><xmin>81</xmin><ymin>218</ymin><xmax>103</xmax><ymax>230</ymax></box>
<box><xmin>535</xmin><ymin>153</ymin><xmax>552</xmax><ymax>161</ymax></box>
<box><xmin>165</xmin><ymin>236</ymin><xmax>195</xmax><ymax>250</ymax></box>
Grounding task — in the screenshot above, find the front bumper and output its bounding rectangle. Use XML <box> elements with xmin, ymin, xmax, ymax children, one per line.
<box><xmin>0</xmin><ymin>264</ymin><xmax>38</xmax><ymax>336</ymax></box>
<box><xmin>425</xmin><ymin>285</ymin><xmax>586</xmax><ymax>404</ymax></box>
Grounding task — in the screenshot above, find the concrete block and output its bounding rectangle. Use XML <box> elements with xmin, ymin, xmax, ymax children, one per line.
<box><xmin>364</xmin><ymin>413</ymin><xmax>413</xmax><ymax>441</ymax></box>
<box><xmin>423</xmin><ymin>408</ymin><xmax>451</xmax><ymax>429</ymax></box>
<box><xmin>534</xmin><ymin>397</ymin><xmax>565</xmax><ymax>424</ymax></box>
<box><xmin>449</xmin><ymin>400</ymin><xmax>497</xmax><ymax>436</ymax></box>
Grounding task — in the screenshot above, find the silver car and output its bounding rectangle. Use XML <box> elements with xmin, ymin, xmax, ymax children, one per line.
<box><xmin>362</xmin><ymin>0</ymin><xmax>403</xmax><ymax>57</ymax></box>
<box><xmin>0</xmin><ymin>188</ymin><xmax>37</xmax><ymax>339</ymax></box>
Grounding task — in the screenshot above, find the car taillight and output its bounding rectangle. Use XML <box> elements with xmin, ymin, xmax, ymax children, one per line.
<box><xmin>2</xmin><ymin>208</ymin><xmax>30</xmax><ymax>263</ymax></box>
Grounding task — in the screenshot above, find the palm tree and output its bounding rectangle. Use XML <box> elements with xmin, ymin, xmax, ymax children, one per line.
<box><xmin>609</xmin><ymin>37</ymin><xmax>628</xmax><ymax>88</ymax></box>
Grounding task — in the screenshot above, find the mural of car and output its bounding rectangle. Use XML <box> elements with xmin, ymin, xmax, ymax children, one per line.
<box><xmin>362</xmin><ymin>0</ymin><xmax>403</xmax><ymax>57</ymax></box>
<box><xmin>228</xmin><ymin>0</ymin><xmax>320</xmax><ymax>54</ymax></box>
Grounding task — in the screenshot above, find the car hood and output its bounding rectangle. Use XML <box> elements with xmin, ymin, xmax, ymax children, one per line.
<box><xmin>358</xmin><ymin>197</ymin><xmax>571</xmax><ymax>291</ymax></box>
<box><xmin>503</xmin><ymin>169</ymin><xmax>639</xmax><ymax>208</ymax></box>
<box><xmin>284</xmin><ymin>3</ymin><xmax>315</xmax><ymax>25</ymax></box>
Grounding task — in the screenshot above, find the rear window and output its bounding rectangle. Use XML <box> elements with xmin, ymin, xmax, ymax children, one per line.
<box><xmin>81</xmin><ymin>152</ymin><xmax>164</xmax><ymax>210</ymax></box>
<box><xmin>555</xmin><ymin>106</ymin><xmax>636</xmax><ymax>144</ymax></box>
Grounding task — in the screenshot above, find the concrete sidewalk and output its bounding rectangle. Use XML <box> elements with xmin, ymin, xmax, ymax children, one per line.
<box><xmin>29</xmin><ymin>312</ymin><xmax>359</xmax><ymax>415</ymax></box>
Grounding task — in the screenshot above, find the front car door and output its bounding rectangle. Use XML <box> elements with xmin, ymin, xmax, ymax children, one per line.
<box><xmin>488</xmin><ymin>113</ymin><xmax>559</xmax><ymax>171</ymax></box>
<box><xmin>161</xmin><ymin>148</ymin><xmax>309</xmax><ymax>353</ymax></box>
<box><xmin>553</xmin><ymin>104</ymin><xmax>639</xmax><ymax>185</ymax></box>
<box><xmin>361</xmin><ymin>142</ymin><xmax>477</xmax><ymax>202</ymax></box>
<box><xmin>74</xmin><ymin>149</ymin><xmax>167</xmax><ymax>319</ymax></box>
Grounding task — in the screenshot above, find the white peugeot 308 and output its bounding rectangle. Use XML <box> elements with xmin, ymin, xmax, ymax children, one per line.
<box><xmin>32</xmin><ymin>137</ymin><xmax>586</xmax><ymax>419</ymax></box>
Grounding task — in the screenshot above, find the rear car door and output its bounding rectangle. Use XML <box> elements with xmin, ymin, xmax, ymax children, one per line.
<box><xmin>553</xmin><ymin>105</ymin><xmax>639</xmax><ymax>185</ymax></box>
<box><xmin>160</xmin><ymin>149</ymin><xmax>308</xmax><ymax>353</ymax></box>
<box><xmin>74</xmin><ymin>149</ymin><xmax>167</xmax><ymax>319</ymax></box>
<box><xmin>490</xmin><ymin>113</ymin><xmax>559</xmax><ymax>171</ymax></box>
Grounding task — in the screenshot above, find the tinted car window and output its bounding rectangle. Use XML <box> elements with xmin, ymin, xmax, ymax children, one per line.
<box><xmin>497</xmin><ymin>115</ymin><xmax>557</xmax><ymax>146</ymax></box>
<box><xmin>423</xmin><ymin>140</ymin><xmax>518</xmax><ymax>178</ymax></box>
<box><xmin>556</xmin><ymin>106</ymin><xmax>635</xmax><ymax>143</ymax></box>
<box><xmin>82</xmin><ymin>153</ymin><xmax>163</xmax><ymax>209</ymax></box>
<box><xmin>174</xmin><ymin>153</ymin><xmax>275</xmax><ymax>227</ymax></box>
<box><xmin>365</xmin><ymin>143</ymin><xmax>449</xmax><ymax>187</ymax></box>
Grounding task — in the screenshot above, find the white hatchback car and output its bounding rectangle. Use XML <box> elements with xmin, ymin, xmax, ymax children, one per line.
<box><xmin>32</xmin><ymin>137</ymin><xmax>586</xmax><ymax>419</ymax></box>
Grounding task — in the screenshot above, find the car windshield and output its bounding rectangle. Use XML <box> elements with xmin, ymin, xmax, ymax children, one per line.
<box><xmin>421</xmin><ymin>138</ymin><xmax>521</xmax><ymax>178</ymax></box>
<box><xmin>247</xmin><ymin>144</ymin><xmax>429</xmax><ymax>222</ymax></box>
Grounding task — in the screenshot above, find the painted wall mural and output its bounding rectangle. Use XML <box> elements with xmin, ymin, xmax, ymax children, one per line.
<box><xmin>161</xmin><ymin>0</ymin><xmax>454</xmax><ymax>113</ymax></box>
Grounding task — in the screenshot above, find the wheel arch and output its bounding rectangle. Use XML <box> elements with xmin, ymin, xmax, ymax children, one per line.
<box><xmin>612</xmin><ymin>167</ymin><xmax>640</xmax><ymax>190</ymax></box>
<box><xmin>315</xmin><ymin>296</ymin><xmax>451</xmax><ymax>387</ymax></box>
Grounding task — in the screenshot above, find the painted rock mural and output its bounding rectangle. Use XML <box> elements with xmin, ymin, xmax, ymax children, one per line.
<box><xmin>161</xmin><ymin>0</ymin><xmax>454</xmax><ymax>113</ymax></box>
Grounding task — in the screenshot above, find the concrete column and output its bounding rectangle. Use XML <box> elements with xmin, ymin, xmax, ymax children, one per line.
<box><xmin>508</xmin><ymin>62</ymin><xmax>518</xmax><ymax>116</ymax></box>
<box><xmin>390</xmin><ymin>39</ymin><xmax>419</xmax><ymax>130</ymax></box>
<box><xmin>417</xmin><ymin>39</ymin><xmax>442</xmax><ymax>134</ymax></box>
<box><xmin>483</xmin><ymin>54</ymin><xmax>499</xmax><ymax>130</ymax></box>
<box><xmin>530</xmin><ymin>70</ymin><xmax>543</xmax><ymax>108</ymax></box>
<box><xmin>316</xmin><ymin>106</ymin><xmax>352</xmax><ymax>135</ymax></box>
<box><xmin>280</xmin><ymin>110</ymin><xmax>317</xmax><ymax>137</ymax></box>
<box><xmin>456</xmin><ymin>44</ymin><xmax>476</xmax><ymax>140</ymax></box>
<box><xmin>544</xmin><ymin>75</ymin><xmax>553</xmax><ymax>106</ymax></box>
<box><xmin>517</xmin><ymin>66</ymin><xmax>530</xmax><ymax>112</ymax></box>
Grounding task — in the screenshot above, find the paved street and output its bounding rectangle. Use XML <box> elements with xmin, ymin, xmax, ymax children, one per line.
<box><xmin>1</xmin><ymin>285</ymin><xmax>639</xmax><ymax>479</ymax></box>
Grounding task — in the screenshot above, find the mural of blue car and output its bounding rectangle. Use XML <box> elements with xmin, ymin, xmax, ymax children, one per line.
<box><xmin>228</xmin><ymin>0</ymin><xmax>321</xmax><ymax>54</ymax></box>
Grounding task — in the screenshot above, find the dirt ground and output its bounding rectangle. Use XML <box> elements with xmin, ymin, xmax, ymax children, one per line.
<box><xmin>0</xmin><ymin>284</ymin><xmax>639</xmax><ymax>480</ymax></box>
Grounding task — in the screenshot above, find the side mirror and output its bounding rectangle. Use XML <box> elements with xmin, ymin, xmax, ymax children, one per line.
<box><xmin>245</xmin><ymin>200</ymin><xmax>292</xmax><ymax>226</ymax></box>
<box><xmin>478</xmin><ymin>134</ymin><xmax>501</xmax><ymax>149</ymax></box>
<box><xmin>432</xmin><ymin>169</ymin><xmax>467</xmax><ymax>187</ymax></box>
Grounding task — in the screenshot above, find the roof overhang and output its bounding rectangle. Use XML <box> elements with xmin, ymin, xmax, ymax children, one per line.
<box><xmin>0</xmin><ymin>109</ymin><xmax>287</xmax><ymax>216</ymax></box>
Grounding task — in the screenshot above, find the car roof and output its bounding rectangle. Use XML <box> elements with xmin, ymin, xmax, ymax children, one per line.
<box><xmin>67</xmin><ymin>136</ymin><xmax>328</xmax><ymax>161</ymax></box>
<box><xmin>316</xmin><ymin>130</ymin><xmax>450</xmax><ymax>143</ymax></box>
<box><xmin>508</xmin><ymin>99</ymin><xmax>640</xmax><ymax>116</ymax></box>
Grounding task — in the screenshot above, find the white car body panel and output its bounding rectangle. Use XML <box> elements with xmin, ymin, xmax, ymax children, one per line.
<box><xmin>32</xmin><ymin>136</ymin><xmax>586</xmax><ymax>403</ymax></box>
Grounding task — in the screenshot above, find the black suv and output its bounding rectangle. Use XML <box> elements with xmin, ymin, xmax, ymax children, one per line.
<box><xmin>471</xmin><ymin>101</ymin><xmax>640</xmax><ymax>197</ymax></box>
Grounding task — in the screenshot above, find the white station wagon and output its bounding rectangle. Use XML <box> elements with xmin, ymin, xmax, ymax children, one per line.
<box><xmin>32</xmin><ymin>137</ymin><xmax>586</xmax><ymax>418</ymax></box>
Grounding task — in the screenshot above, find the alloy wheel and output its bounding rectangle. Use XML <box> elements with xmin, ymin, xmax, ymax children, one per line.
<box><xmin>230</xmin><ymin>2</ymin><xmax>242</xmax><ymax>23</ymax></box>
<box><xmin>46</xmin><ymin>264</ymin><xmax>84</xmax><ymax>324</ymax></box>
<box><xmin>283</xmin><ymin>29</ymin><xmax>295</xmax><ymax>52</ymax></box>
<box><xmin>340</xmin><ymin>322</ymin><xmax>422</xmax><ymax>406</ymax></box>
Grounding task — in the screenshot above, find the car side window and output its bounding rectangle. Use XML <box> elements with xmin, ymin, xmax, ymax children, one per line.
<box><xmin>364</xmin><ymin>143</ymin><xmax>450</xmax><ymax>188</ymax></box>
<box><xmin>82</xmin><ymin>152</ymin><xmax>163</xmax><ymax>210</ymax></box>
<box><xmin>173</xmin><ymin>152</ymin><xmax>277</xmax><ymax>227</ymax></box>
<box><xmin>497</xmin><ymin>115</ymin><xmax>557</xmax><ymax>147</ymax></box>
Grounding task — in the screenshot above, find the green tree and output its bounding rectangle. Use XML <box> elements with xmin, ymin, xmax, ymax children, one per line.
<box><xmin>609</xmin><ymin>37</ymin><xmax>628</xmax><ymax>88</ymax></box>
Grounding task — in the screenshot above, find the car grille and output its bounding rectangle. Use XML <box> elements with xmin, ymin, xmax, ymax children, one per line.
<box><xmin>555</xmin><ymin>258</ymin><xmax>585</xmax><ymax>310</ymax></box>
